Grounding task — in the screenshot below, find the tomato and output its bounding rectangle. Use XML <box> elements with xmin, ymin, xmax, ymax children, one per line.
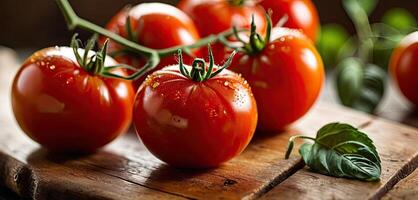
<box><xmin>101</xmin><ymin>3</ymin><xmax>201</xmax><ymax>89</ymax></box>
<box><xmin>133</xmin><ymin>53</ymin><xmax>257</xmax><ymax>167</ymax></box>
<box><xmin>389</xmin><ymin>31</ymin><xmax>418</xmax><ymax>106</ymax></box>
<box><xmin>11</xmin><ymin>47</ymin><xmax>135</xmax><ymax>152</ymax></box>
<box><xmin>178</xmin><ymin>0</ymin><xmax>267</xmax><ymax>61</ymax></box>
<box><xmin>229</xmin><ymin>27</ymin><xmax>324</xmax><ymax>131</ymax></box>
<box><xmin>259</xmin><ymin>0</ymin><xmax>320</xmax><ymax>42</ymax></box>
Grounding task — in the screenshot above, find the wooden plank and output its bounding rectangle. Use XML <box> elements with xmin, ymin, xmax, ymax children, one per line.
<box><xmin>260</xmin><ymin>114</ymin><xmax>418</xmax><ymax>200</ymax></box>
<box><xmin>383</xmin><ymin>168</ymin><xmax>418</xmax><ymax>200</ymax></box>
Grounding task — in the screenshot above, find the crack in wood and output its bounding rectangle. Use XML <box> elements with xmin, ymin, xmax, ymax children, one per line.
<box><xmin>371</xmin><ymin>152</ymin><xmax>418</xmax><ymax>200</ymax></box>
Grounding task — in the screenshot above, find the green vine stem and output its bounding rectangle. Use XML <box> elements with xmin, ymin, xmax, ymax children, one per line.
<box><xmin>343</xmin><ymin>0</ymin><xmax>374</xmax><ymax>63</ymax></box>
<box><xmin>56</xmin><ymin>0</ymin><xmax>242</xmax><ymax>80</ymax></box>
<box><xmin>285</xmin><ymin>135</ymin><xmax>316</xmax><ymax>159</ymax></box>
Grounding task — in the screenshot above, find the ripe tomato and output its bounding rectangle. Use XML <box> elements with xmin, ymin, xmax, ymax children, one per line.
<box><xmin>133</xmin><ymin>53</ymin><xmax>257</xmax><ymax>167</ymax></box>
<box><xmin>178</xmin><ymin>0</ymin><xmax>267</xmax><ymax>62</ymax></box>
<box><xmin>259</xmin><ymin>0</ymin><xmax>320</xmax><ymax>42</ymax></box>
<box><xmin>101</xmin><ymin>3</ymin><xmax>201</xmax><ymax>88</ymax></box>
<box><xmin>12</xmin><ymin>47</ymin><xmax>135</xmax><ymax>152</ymax></box>
<box><xmin>390</xmin><ymin>31</ymin><xmax>418</xmax><ymax>106</ymax></box>
<box><xmin>229</xmin><ymin>27</ymin><xmax>324</xmax><ymax>132</ymax></box>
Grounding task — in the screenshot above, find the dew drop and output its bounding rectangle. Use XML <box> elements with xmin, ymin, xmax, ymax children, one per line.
<box><xmin>49</xmin><ymin>65</ymin><xmax>56</xmax><ymax>70</ymax></box>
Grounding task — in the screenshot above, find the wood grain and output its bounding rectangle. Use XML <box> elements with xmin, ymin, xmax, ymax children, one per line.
<box><xmin>383</xmin><ymin>168</ymin><xmax>418</xmax><ymax>200</ymax></box>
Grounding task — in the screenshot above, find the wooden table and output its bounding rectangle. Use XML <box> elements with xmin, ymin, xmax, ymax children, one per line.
<box><xmin>1</xmin><ymin>48</ymin><xmax>417</xmax><ymax>200</ymax></box>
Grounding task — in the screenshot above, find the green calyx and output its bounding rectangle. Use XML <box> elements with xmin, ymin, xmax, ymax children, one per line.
<box><xmin>178</xmin><ymin>45</ymin><xmax>236</xmax><ymax>82</ymax></box>
<box><xmin>224</xmin><ymin>13</ymin><xmax>272</xmax><ymax>55</ymax></box>
<box><xmin>70</xmin><ymin>34</ymin><xmax>148</xmax><ymax>80</ymax></box>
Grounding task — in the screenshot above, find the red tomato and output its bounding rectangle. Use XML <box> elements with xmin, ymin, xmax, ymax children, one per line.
<box><xmin>178</xmin><ymin>0</ymin><xmax>267</xmax><ymax>61</ymax></box>
<box><xmin>133</xmin><ymin>58</ymin><xmax>257</xmax><ymax>167</ymax></box>
<box><xmin>229</xmin><ymin>27</ymin><xmax>324</xmax><ymax>132</ymax></box>
<box><xmin>11</xmin><ymin>47</ymin><xmax>135</xmax><ymax>152</ymax></box>
<box><xmin>390</xmin><ymin>31</ymin><xmax>418</xmax><ymax>106</ymax></box>
<box><xmin>101</xmin><ymin>3</ymin><xmax>201</xmax><ymax>89</ymax></box>
<box><xmin>259</xmin><ymin>0</ymin><xmax>320</xmax><ymax>42</ymax></box>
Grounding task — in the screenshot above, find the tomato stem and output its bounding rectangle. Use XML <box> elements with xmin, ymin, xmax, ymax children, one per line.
<box><xmin>178</xmin><ymin>46</ymin><xmax>237</xmax><ymax>82</ymax></box>
<box><xmin>285</xmin><ymin>135</ymin><xmax>316</xmax><ymax>159</ymax></box>
<box><xmin>223</xmin><ymin>13</ymin><xmax>273</xmax><ymax>55</ymax></box>
<box><xmin>55</xmin><ymin>0</ymin><xmax>243</xmax><ymax>81</ymax></box>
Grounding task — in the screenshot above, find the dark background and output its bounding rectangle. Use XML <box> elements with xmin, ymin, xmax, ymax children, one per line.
<box><xmin>0</xmin><ymin>0</ymin><xmax>417</xmax><ymax>49</ymax></box>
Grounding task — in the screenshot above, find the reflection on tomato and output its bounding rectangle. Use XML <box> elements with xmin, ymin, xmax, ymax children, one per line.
<box><xmin>12</xmin><ymin>47</ymin><xmax>134</xmax><ymax>152</ymax></box>
<box><xmin>133</xmin><ymin>58</ymin><xmax>257</xmax><ymax>167</ymax></box>
<box><xmin>101</xmin><ymin>3</ymin><xmax>201</xmax><ymax>89</ymax></box>
<box><xmin>259</xmin><ymin>0</ymin><xmax>320</xmax><ymax>42</ymax></box>
<box><xmin>390</xmin><ymin>31</ymin><xmax>418</xmax><ymax>106</ymax></box>
<box><xmin>230</xmin><ymin>27</ymin><xmax>324</xmax><ymax>132</ymax></box>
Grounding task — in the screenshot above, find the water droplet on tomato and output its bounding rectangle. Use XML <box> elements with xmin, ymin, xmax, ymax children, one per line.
<box><xmin>49</xmin><ymin>65</ymin><xmax>56</xmax><ymax>70</ymax></box>
<box><xmin>152</xmin><ymin>82</ymin><xmax>160</xmax><ymax>89</ymax></box>
<box><xmin>224</xmin><ymin>81</ymin><xmax>230</xmax><ymax>87</ymax></box>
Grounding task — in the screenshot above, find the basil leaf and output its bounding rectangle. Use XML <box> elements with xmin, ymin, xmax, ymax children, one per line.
<box><xmin>336</xmin><ymin>59</ymin><xmax>386</xmax><ymax>113</ymax></box>
<box><xmin>351</xmin><ymin>64</ymin><xmax>386</xmax><ymax>113</ymax></box>
<box><xmin>286</xmin><ymin>122</ymin><xmax>381</xmax><ymax>181</ymax></box>
<box><xmin>336</xmin><ymin>57</ymin><xmax>363</xmax><ymax>106</ymax></box>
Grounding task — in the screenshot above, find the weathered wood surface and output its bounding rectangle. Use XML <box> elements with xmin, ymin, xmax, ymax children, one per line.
<box><xmin>0</xmin><ymin>48</ymin><xmax>418</xmax><ymax>199</ymax></box>
<box><xmin>383</xmin><ymin>168</ymin><xmax>418</xmax><ymax>200</ymax></box>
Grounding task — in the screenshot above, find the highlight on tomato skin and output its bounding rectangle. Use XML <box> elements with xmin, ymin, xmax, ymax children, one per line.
<box><xmin>259</xmin><ymin>0</ymin><xmax>320</xmax><ymax>42</ymax></box>
<box><xmin>100</xmin><ymin>2</ymin><xmax>202</xmax><ymax>89</ymax></box>
<box><xmin>229</xmin><ymin>27</ymin><xmax>324</xmax><ymax>132</ymax></box>
<box><xmin>389</xmin><ymin>31</ymin><xmax>418</xmax><ymax>106</ymax></box>
<box><xmin>133</xmin><ymin>52</ymin><xmax>258</xmax><ymax>168</ymax></box>
<box><xmin>11</xmin><ymin>47</ymin><xmax>135</xmax><ymax>153</ymax></box>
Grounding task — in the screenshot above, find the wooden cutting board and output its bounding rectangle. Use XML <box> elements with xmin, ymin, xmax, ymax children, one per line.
<box><xmin>1</xmin><ymin>49</ymin><xmax>417</xmax><ymax>200</ymax></box>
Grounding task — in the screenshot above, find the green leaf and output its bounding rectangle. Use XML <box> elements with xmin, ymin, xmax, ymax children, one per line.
<box><xmin>335</xmin><ymin>59</ymin><xmax>386</xmax><ymax>113</ymax></box>
<box><xmin>292</xmin><ymin>122</ymin><xmax>381</xmax><ymax>181</ymax></box>
<box><xmin>356</xmin><ymin>0</ymin><xmax>378</xmax><ymax>16</ymax></box>
<box><xmin>351</xmin><ymin>64</ymin><xmax>386</xmax><ymax>113</ymax></box>
<box><xmin>335</xmin><ymin>57</ymin><xmax>363</xmax><ymax>106</ymax></box>
<box><xmin>317</xmin><ymin>24</ymin><xmax>350</xmax><ymax>68</ymax></box>
<box><xmin>382</xmin><ymin>8</ymin><xmax>417</xmax><ymax>34</ymax></box>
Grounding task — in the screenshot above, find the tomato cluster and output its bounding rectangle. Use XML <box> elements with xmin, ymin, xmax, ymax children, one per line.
<box><xmin>12</xmin><ymin>0</ymin><xmax>323</xmax><ymax>167</ymax></box>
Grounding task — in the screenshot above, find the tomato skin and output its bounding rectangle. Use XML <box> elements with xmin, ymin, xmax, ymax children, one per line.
<box><xmin>390</xmin><ymin>32</ymin><xmax>418</xmax><ymax>106</ymax></box>
<box><xmin>101</xmin><ymin>3</ymin><xmax>201</xmax><ymax>89</ymax></box>
<box><xmin>259</xmin><ymin>0</ymin><xmax>320</xmax><ymax>42</ymax></box>
<box><xmin>178</xmin><ymin>0</ymin><xmax>266</xmax><ymax>37</ymax></box>
<box><xmin>178</xmin><ymin>0</ymin><xmax>266</xmax><ymax>62</ymax></box>
<box><xmin>133</xmin><ymin>65</ymin><xmax>257</xmax><ymax>167</ymax></box>
<box><xmin>229</xmin><ymin>28</ymin><xmax>324</xmax><ymax>132</ymax></box>
<box><xmin>11</xmin><ymin>47</ymin><xmax>135</xmax><ymax>152</ymax></box>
